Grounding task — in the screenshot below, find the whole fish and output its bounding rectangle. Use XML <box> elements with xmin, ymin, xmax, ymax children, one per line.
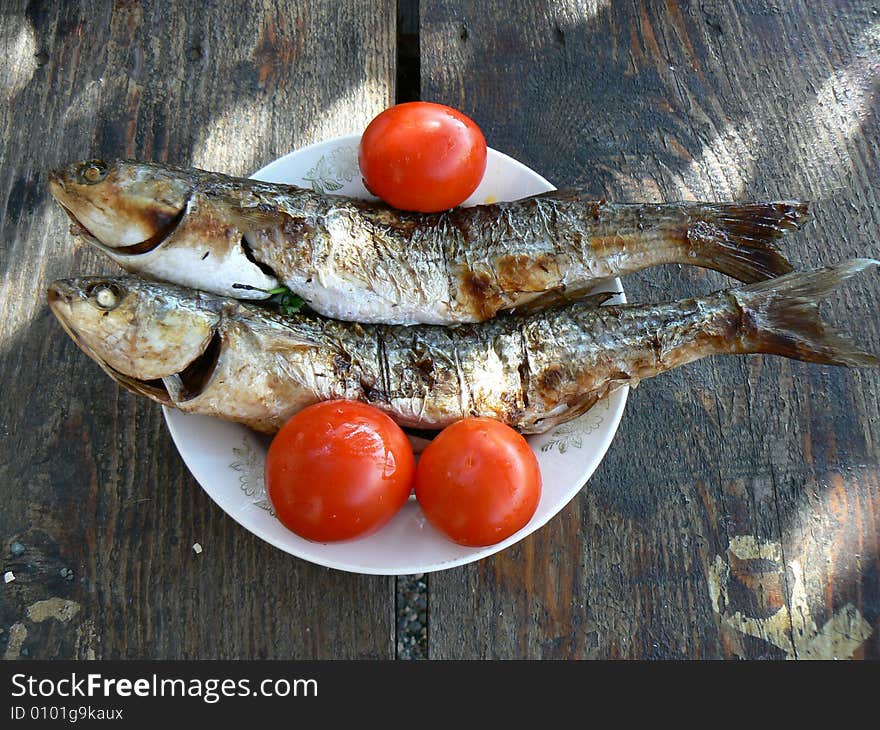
<box><xmin>48</xmin><ymin>261</ymin><xmax>878</xmax><ymax>434</ymax></box>
<box><xmin>49</xmin><ymin>159</ymin><xmax>809</xmax><ymax>325</ymax></box>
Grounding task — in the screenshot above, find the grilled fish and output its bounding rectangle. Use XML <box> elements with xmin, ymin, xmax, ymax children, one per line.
<box><xmin>48</xmin><ymin>261</ymin><xmax>878</xmax><ymax>434</ymax></box>
<box><xmin>49</xmin><ymin>159</ymin><xmax>809</xmax><ymax>324</ymax></box>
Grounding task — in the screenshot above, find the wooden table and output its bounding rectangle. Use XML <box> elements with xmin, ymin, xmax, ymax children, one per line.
<box><xmin>1</xmin><ymin>1</ymin><xmax>877</xmax><ymax>660</ymax></box>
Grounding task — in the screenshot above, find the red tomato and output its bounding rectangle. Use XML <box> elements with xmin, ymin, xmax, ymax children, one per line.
<box><xmin>414</xmin><ymin>418</ymin><xmax>541</xmax><ymax>547</ymax></box>
<box><xmin>358</xmin><ymin>101</ymin><xmax>487</xmax><ymax>212</ymax></box>
<box><xmin>265</xmin><ymin>400</ymin><xmax>415</xmax><ymax>542</ymax></box>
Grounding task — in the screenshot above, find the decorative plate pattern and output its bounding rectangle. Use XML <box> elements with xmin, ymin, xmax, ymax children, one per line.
<box><xmin>302</xmin><ymin>144</ymin><xmax>360</xmax><ymax>193</ymax></box>
<box><xmin>540</xmin><ymin>397</ymin><xmax>612</xmax><ymax>454</ymax></box>
<box><xmin>229</xmin><ymin>436</ymin><xmax>273</xmax><ymax>515</ymax></box>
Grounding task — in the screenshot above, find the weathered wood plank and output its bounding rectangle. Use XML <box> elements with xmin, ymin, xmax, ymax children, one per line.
<box><xmin>422</xmin><ymin>0</ymin><xmax>880</xmax><ymax>659</ymax></box>
<box><xmin>0</xmin><ymin>0</ymin><xmax>395</xmax><ymax>659</ymax></box>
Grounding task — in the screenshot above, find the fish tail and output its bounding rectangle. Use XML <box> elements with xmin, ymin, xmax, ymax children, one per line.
<box><xmin>733</xmin><ymin>258</ymin><xmax>880</xmax><ymax>366</ymax></box>
<box><xmin>685</xmin><ymin>201</ymin><xmax>809</xmax><ymax>282</ymax></box>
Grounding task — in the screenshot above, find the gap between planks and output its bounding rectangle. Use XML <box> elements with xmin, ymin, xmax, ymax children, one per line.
<box><xmin>394</xmin><ymin>0</ymin><xmax>427</xmax><ymax>661</ymax></box>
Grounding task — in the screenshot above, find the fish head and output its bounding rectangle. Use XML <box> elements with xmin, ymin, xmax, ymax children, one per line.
<box><xmin>48</xmin><ymin>159</ymin><xmax>194</xmax><ymax>248</ymax></box>
<box><xmin>49</xmin><ymin>160</ymin><xmax>280</xmax><ymax>299</ymax></box>
<box><xmin>48</xmin><ymin>276</ymin><xmax>222</xmax><ymax>404</ymax></box>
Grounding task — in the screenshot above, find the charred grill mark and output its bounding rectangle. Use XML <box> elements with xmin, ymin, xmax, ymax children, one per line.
<box><xmin>518</xmin><ymin>331</ymin><xmax>531</xmax><ymax>409</ymax></box>
<box><xmin>359</xmin><ymin>375</ymin><xmax>386</xmax><ymax>403</ymax></box>
<box><xmin>727</xmin><ymin>292</ymin><xmax>751</xmax><ymax>337</ymax></box>
<box><xmin>281</xmin><ymin>213</ymin><xmax>315</xmax><ymax>239</ymax></box>
<box><xmin>333</xmin><ymin>352</ymin><xmax>352</xmax><ymax>373</ymax></box>
<box><xmin>536</xmin><ymin>365</ymin><xmax>564</xmax><ymax>397</ymax></box>
<box><xmin>412</xmin><ymin>353</ymin><xmax>435</xmax><ymax>387</ymax></box>
<box><xmin>649</xmin><ymin>331</ymin><xmax>664</xmax><ymax>365</ymax></box>
<box><xmin>495</xmin><ymin>253</ymin><xmax>561</xmax><ymax>293</ymax></box>
<box><xmin>459</xmin><ymin>268</ymin><xmax>502</xmax><ymax>320</ymax></box>
<box><xmin>448</xmin><ymin>342</ymin><xmax>473</xmax><ymax>418</ymax></box>
<box><xmin>177</xmin><ymin>330</ymin><xmax>222</xmax><ymax>401</ymax></box>
<box><xmin>717</xmin><ymin>293</ymin><xmax>751</xmax><ymax>353</ymax></box>
<box><xmin>352</xmin><ymin>330</ymin><xmax>392</xmax><ymax>406</ymax></box>
<box><xmin>498</xmin><ymin>391</ymin><xmax>525</xmax><ymax>425</ymax></box>
<box><xmin>376</xmin><ymin>334</ymin><xmax>391</xmax><ymax>402</ymax></box>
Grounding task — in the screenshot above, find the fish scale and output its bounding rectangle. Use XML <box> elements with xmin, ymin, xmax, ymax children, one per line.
<box><xmin>50</xmin><ymin>159</ymin><xmax>810</xmax><ymax>325</ymax></box>
<box><xmin>47</xmin><ymin>262</ymin><xmax>879</xmax><ymax>435</ymax></box>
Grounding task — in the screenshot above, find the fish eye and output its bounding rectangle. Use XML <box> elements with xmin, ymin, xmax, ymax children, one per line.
<box><xmin>86</xmin><ymin>282</ymin><xmax>124</xmax><ymax>310</ymax></box>
<box><xmin>78</xmin><ymin>160</ymin><xmax>108</xmax><ymax>184</ymax></box>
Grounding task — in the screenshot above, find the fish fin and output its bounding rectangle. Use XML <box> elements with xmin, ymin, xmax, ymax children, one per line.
<box><xmin>237</xmin><ymin>207</ymin><xmax>284</xmax><ymax>228</ymax></box>
<box><xmin>263</xmin><ymin>335</ymin><xmax>322</xmax><ymax>353</ymax></box>
<box><xmin>575</xmin><ymin>290</ymin><xmax>620</xmax><ymax>307</ymax></box>
<box><xmin>687</xmin><ymin>201</ymin><xmax>809</xmax><ymax>282</ymax></box>
<box><xmin>510</xmin><ymin>287</ymin><xmax>619</xmax><ymax>314</ymax></box>
<box><xmin>520</xmin><ymin>392</ymin><xmax>602</xmax><ymax>434</ymax></box>
<box><xmin>735</xmin><ymin>258</ymin><xmax>880</xmax><ymax>366</ymax></box>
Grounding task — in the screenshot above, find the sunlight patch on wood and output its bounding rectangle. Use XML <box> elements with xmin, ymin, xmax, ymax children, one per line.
<box><xmin>686</xmin><ymin>20</ymin><xmax>880</xmax><ymax>199</ymax></box>
<box><xmin>803</xmin><ymin>21</ymin><xmax>880</xmax><ymax>193</ymax></box>
<box><xmin>685</xmin><ymin>124</ymin><xmax>755</xmax><ymax>199</ymax></box>
<box><xmin>190</xmin><ymin>77</ymin><xmax>388</xmax><ymax>175</ymax></box>
<box><xmin>0</xmin><ymin>18</ymin><xmax>36</xmax><ymax>103</ymax></box>
<box><xmin>0</xmin><ymin>205</ymin><xmax>65</xmax><ymax>356</ymax></box>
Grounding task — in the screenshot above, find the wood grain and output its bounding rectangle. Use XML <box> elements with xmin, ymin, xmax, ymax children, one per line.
<box><xmin>421</xmin><ymin>0</ymin><xmax>880</xmax><ymax>659</ymax></box>
<box><xmin>0</xmin><ymin>0</ymin><xmax>395</xmax><ymax>659</ymax></box>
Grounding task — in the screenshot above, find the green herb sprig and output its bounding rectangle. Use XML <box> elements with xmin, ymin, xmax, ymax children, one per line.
<box><xmin>267</xmin><ymin>286</ymin><xmax>305</xmax><ymax>315</ymax></box>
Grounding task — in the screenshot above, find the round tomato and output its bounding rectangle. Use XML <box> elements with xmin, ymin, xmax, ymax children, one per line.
<box><xmin>358</xmin><ymin>101</ymin><xmax>487</xmax><ymax>212</ymax></box>
<box><xmin>266</xmin><ymin>400</ymin><xmax>415</xmax><ymax>542</ymax></box>
<box><xmin>414</xmin><ymin>418</ymin><xmax>541</xmax><ymax>547</ymax></box>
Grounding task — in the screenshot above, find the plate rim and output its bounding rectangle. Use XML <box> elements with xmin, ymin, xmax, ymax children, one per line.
<box><xmin>162</xmin><ymin>134</ymin><xmax>630</xmax><ymax>574</ymax></box>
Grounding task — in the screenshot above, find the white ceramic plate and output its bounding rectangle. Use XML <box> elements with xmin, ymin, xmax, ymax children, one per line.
<box><xmin>163</xmin><ymin>134</ymin><xmax>628</xmax><ymax>575</ymax></box>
